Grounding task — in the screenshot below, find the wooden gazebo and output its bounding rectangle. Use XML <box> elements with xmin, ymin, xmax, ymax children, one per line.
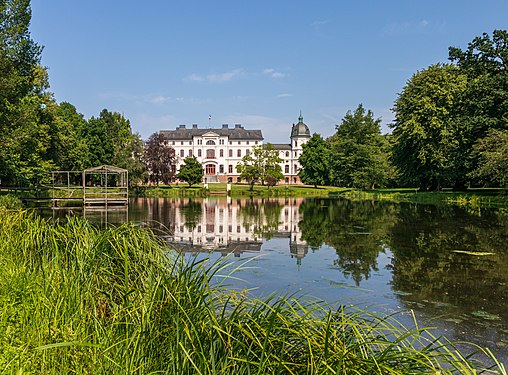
<box><xmin>83</xmin><ymin>165</ymin><xmax>128</xmax><ymax>207</ymax></box>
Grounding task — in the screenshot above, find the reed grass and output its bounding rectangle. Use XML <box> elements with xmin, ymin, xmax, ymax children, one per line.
<box><xmin>0</xmin><ymin>210</ymin><xmax>505</xmax><ymax>374</ymax></box>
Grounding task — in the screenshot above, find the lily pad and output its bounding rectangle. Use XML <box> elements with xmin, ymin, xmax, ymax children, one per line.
<box><xmin>392</xmin><ymin>290</ymin><xmax>412</xmax><ymax>296</ymax></box>
<box><xmin>451</xmin><ymin>250</ymin><xmax>495</xmax><ymax>256</ymax></box>
<box><xmin>471</xmin><ymin>310</ymin><xmax>501</xmax><ymax>321</ymax></box>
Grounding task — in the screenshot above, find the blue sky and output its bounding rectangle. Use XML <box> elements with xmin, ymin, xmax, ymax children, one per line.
<box><xmin>30</xmin><ymin>1</ymin><xmax>508</xmax><ymax>143</ymax></box>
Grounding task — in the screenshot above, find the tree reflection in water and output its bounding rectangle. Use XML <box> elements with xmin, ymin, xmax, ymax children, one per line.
<box><xmin>298</xmin><ymin>198</ymin><xmax>398</xmax><ymax>285</ymax></box>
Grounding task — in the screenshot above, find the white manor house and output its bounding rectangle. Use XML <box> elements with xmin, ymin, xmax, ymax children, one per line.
<box><xmin>160</xmin><ymin>113</ymin><xmax>311</xmax><ymax>184</ymax></box>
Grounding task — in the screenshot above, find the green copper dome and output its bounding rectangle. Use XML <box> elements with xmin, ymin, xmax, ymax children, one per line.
<box><xmin>291</xmin><ymin>112</ymin><xmax>310</xmax><ymax>138</ymax></box>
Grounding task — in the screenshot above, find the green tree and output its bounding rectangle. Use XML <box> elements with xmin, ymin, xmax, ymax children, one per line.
<box><xmin>472</xmin><ymin>129</ymin><xmax>508</xmax><ymax>187</ymax></box>
<box><xmin>448</xmin><ymin>30</ymin><xmax>508</xmax><ymax>188</ymax></box>
<box><xmin>298</xmin><ymin>133</ymin><xmax>330</xmax><ymax>187</ymax></box>
<box><xmin>114</xmin><ymin>133</ymin><xmax>147</xmax><ymax>185</ymax></box>
<box><xmin>391</xmin><ymin>64</ymin><xmax>467</xmax><ymax>190</ymax></box>
<box><xmin>144</xmin><ymin>132</ymin><xmax>177</xmax><ymax>185</ymax></box>
<box><xmin>0</xmin><ymin>0</ymin><xmax>48</xmax><ymax>185</ymax></box>
<box><xmin>329</xmin><ymin>104</ymin><xmax>390</xmax><ymax>189</ymax></box>
<box><xmin>236</xmin><ymin>144</ymin><xmax>283</xmax><ymax>190</ymax></box>
<box><xmin>177</xmin><ymin>156</ymin><xmax>203</xmax><ymax>187</ymax></box>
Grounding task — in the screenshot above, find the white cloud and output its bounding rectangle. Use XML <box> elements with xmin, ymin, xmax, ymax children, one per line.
<box><xmin>186</xmin><ymin>73</ymin><xmax>204</xmax><ymax>82</ymax></box>
<box><xmin>276</xmin><ymin>93</ymin><xmax>293</xmax><ymax>98</ymax></box>
<box><xmin>382</xmin><ymin>19</ymin><xmax>432</xmax><ymax>36</ymax></box>
<box><xmin>147</xmin><ymin>95</ymin><xmax>170</xmax><ymax>105</ymax></box>
<box><xmin>207</xmin><ymin>69</ymin><xmax>243</xmax><ymax>82</ymax></box>
<box><xmin>263</xmin><ymin>68</ymin><xmax>286</xmax><ymax>78</ymax></box>
<box><xmin>185</xmin><ymin>69</ymin><xmax>243</xmax><ymax>83</ymax></box>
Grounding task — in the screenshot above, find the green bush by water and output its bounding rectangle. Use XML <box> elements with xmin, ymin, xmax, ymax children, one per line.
<box><xmin>0</xmin><ymin>210</ymin><xmax>505</xmax><ymax>374</ymax></box>
<box><xmin>0</xmin><ymin>194</ymin><xmax>23</xmax><ymax>209</ymax></box>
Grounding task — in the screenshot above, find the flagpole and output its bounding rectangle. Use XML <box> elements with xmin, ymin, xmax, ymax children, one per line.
<box><xmin>208</xmin><ymin>115</ymin><xmax>211</xmax><ymax>128</ymax></box>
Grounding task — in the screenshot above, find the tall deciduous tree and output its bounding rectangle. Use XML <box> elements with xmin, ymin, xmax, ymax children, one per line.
<box><xmin>177</xmin><ymin>156</ymin><xmax>203</xmax><ymax>187</ymax></box>
<box><xmin>329</xmin><ymin>104</ymin><xmax>390</xmax><ymax>189</ymax></box>
<box><xmin>143</xmin><ymin>132</ymin><xmax>176</xmax><ymax>185</ymax></box>
<box><xmin>391</xmin><ymin>64</ymin><xmax>467</xmax><ymax>190</ymax></box>
<box><xmin>448</xmin><ymin>30</ymin><xmax>508</xmax><ymax>188</ymax></box>
<box><xmin>236</xmin><ymin>144</ymin><xmax>283</xmax><ymax>190</ymax></box>
<box><xmin>472</xmin><ymin>129</ymin><xmax>508</xmax><ymax>187</ymax></box>
<box><xmin>298</xmin><ymin>133</ymin><xmax>330</xmax><ymax>187</ymax></box>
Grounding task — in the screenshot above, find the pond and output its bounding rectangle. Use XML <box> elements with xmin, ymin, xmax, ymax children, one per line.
<box><xmin>43</xmin><ymin>197</ymin><xmax>508</xmax><ymax>366</ymax></box>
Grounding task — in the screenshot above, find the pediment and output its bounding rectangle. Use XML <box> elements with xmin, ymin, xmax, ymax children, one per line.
<box><xmin>202</xmin><ymin>131</ymin><xmax>219</xmax><ymax>137</ymax></box>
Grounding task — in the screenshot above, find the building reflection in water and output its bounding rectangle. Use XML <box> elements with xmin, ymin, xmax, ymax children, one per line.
<box><xmin>139</xmin><ymin>197</ymin><xmax>309</xmax><ymax>264</ymax></box>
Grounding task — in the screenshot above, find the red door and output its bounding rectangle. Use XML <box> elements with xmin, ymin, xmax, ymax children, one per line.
<box><xmin>205</xmin><ymin>164</ymin><xmax>216</xmax><ymax>175</ymax></box>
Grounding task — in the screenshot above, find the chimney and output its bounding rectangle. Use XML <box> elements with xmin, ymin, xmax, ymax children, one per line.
<box><xmin>222</xmin><ymin>124</ymin><xmax>228</xmax><ymax>129</ymax></box>
<box><xmin>179</xmin><ymin>124</ymin><xmax>186</xmax><ymax>129</ymax></box>
<box><xmin>234</xmin><ymin>124</ymin><xmax>242</xmax><ymax>129</ymax></box>
<box><xmin>192</xmin><ymin>124</ymin><xmax>198</xmax><ymax>129</ymax></box>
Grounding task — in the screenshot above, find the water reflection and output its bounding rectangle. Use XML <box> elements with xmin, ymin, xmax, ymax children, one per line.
<box><xmin>129</xmin><ymin>197</ymin><xmax>309</xmax><ymax>261</ymax></box>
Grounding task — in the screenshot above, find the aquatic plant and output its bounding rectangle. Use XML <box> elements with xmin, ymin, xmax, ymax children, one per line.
<box><xmin>0</xmin><ymin>210</ymin><xmax>505</xmax><ymax>374</ymax></box>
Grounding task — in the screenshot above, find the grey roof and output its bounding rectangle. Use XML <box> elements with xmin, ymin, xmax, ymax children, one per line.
<box><xmin>161</xmin><ymin>127</ymin><xmax>263</xmax><ymax>141</ymax></box>
<box><xmin>270</xmin><ymin>143</ymin><xmax>292</xmax><ymax>150</ymax></box>
<box><xmin>291</xmin><ymin>113</ymin><xmax>311</xmax><ymax>138</ymax></box>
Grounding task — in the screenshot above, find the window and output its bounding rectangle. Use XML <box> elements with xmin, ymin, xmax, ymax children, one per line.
<box><xmin>286</xmin><ymin>151</ymin><xmax>289</xmax><ymax>157</ymax></box>
<box><xmin>285</xmin><ymin>165</ymin><xmax>289</xmax><ymax>173</ymax></box>
<box><xmin>219</xmin><ymin>165</ymin><xmax>224</xmax><ymax>173</ymax></box>
<box><xmin>172</xmin><ymin>141</ymin><xmax>175</xmax><ymax>145</ymax></box>
<box><xmin>229</xmin><ymin>149</ymin><xmax>233</xmax><ymax>157</ymax></box>
<box><xmin>238</xmin><ymin>141</ymin><xmax>241</xmax><ymax>145</ymax></box>
<box><xmin>295</xmin><ymin>141</ymin><xmax>298</xmax><ymax>147</ymax></box>
<box><xmin>228</xmin><ymin>165</ymin><xmax>233</xmax><ymax>173</ymax></box>
<box><xmin>237</xmin><ymin>149</ymin><xmax>241</xmax><ymax>157</ymax></box>
<box><xmin>181</xmin><ymin>141</ymin><xmax>184</xmax><ymax>145</ymax></box>
<box><xmin>198</xmin><ymin>149</ymin><xmax>202</xmax><ymax>157</ymax></box>
<box><xmin>220</xmin><ymin>149</ymin><xmax>224</xmax><ymax>157</ymax></box>
<box><xmin>255</xmin><ymin>141</ymin><xmax>258</xmax><ymax>145</ymax></box>
<box><xmin>206</xmin><ymin>140</ymin><xmax>215</xmax><ymax>145</ymax></box>
<box><xmin>237</xmin><ymin>177</ymin><xmax>241</xmax><ymax>183</ymax></box>
<box><xmin>246</xmin><ymin>149</ymin><xmax>250</xmax><ymax>155</ymax></box>
<box><xmin>246</xmin><ymin>141</ymin><xmax>249</xmax><ymax>145</ymax></box>
<box><xmin>180</xmin><ymin>150</ymin><xmax>184</xmax><ymax>157</ymax></box>
<box><xmin>229</xmin><ymin>141</ymin><xmax>232</xmax><ymax>145</ymax></box>
<box><xmin>198</xmin><ymin>139</ymin><xmax>202</xmax><ymax>145</ymax></box>
<box><xmin>206</xmin><ymin>149</ymin><xmax>215</xmax><ymax>158</ymax></box>
<box><xmin>188</xmin><ymin>150</ymin><xmax>193</xmax><ymax>157</ymax></box>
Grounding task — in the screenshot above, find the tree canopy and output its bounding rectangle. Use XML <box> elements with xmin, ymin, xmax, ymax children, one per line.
<box><xmin>177</xmin><ymin>156</ymin><xmax>203</xmax><ymax>187</ymax></box>
<box><xmin>143</xmin><ymin>132</ymin><xmax>177</xmax><ymax>185</ymax></box>
<box><xmin>236</xmin><ymin>144</ymin><xmax>283</xmax><ymax>190</ymax></box>
<box><xmin>329</xmin><ymin>104</ymin><xmax>391</xmax><ymax>189</ymax></box>
<box><xmin>391</xmin><ymin>64</ymin><xmax>467</xmax><ymax>190</ymax></box>
<box><xmin>298</xmin><ymin>133</ymin><xmax>330</xmax><ymax>187</ymax></box>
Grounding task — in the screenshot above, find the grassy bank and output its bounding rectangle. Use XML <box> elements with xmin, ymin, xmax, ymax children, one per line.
<box><xmin>0</xmin><ymin>209</ymin><xmax>505</xmax><ymax>374</ymax></box>
<box><xmin>334</xmin><ymin>188</ymin><xmax>508</xmax><ymax>208</ymax></box>
<box><xmin>133</xmin><ymin>183</ymin><xmax>344</xmax><ymax>198</ymax></box>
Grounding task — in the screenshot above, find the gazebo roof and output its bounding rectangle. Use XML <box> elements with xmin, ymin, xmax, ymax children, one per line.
<box><xmin>84</xmin><ymin>165</ymin><xmax>127</xmax><ymax>174</ymax></box>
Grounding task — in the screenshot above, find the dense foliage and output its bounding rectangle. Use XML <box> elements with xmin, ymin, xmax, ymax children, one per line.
<box><xmin>0</xmin><ymin>0</ymin><xmax>146</xmax><ymax>187</ymax></box>
<box><xmin>236</xmin><ymin>144</ymin><xmax>283</xmax><ymax>190</ymax></box>
<box><xmin>298</xmin><ymin>133</ymin><xmax>330</xmax><ymax>187</ymax></box>
<box><xmin>391</xmin><ymin>30</ymin><xmax>508</xmax><ymax>190</ymax></box>
<box><xmin>177</xmin><ymin>156</ymin><xmax>204</xmax><ymax>187</ymax></box>
<box><xmin>143</xmin><ymin>132</ymin><xmax>177</xmax><ymax>185</ymax></box>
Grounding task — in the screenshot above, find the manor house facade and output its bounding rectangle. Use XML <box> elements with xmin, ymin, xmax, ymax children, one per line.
<box><xmin>160</xmin><ymin>114</ymin><xmax>311</xmax><ymax>184</ymax></box>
